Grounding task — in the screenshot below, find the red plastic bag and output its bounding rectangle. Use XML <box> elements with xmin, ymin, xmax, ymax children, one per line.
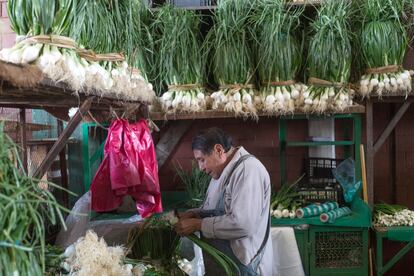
<box><xmin>91</xmin><ymin>119</ymin><xmax>162</xmax><ymax>217</ymax></box>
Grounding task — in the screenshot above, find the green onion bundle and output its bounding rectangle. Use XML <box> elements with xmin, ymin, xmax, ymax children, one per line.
<box><xmin>305</xmin><ymin>0</ymin><xmax>354</xmax><ymax>113</ymax></box>
<box><xmin>0</xmin><ymin>127</ymin><xmax>68</xmax><ymax>275</ymax></box>
<box><xmin>2</xmin><ymin>0</ymin><xmax>155</xmax><ymax>102</ymax></box>
<box><xmin>253</xmin><ymin>0</ymin><xmax>304</xmax><ymax>115</ymax></box>
<box><xmin>175</xmin><ymin>161</ymin><xmax>211</xmax><ymax>208</ymax></box>
<box><xmin>154</xmin><ymin>5</ymin><xmax>207</xmax><ymax>112</ymax></box>
<box><xmin>359</xmin><ymin>0</ymin><xmax>412</xmax><ymax>97</ymax></box>
<box><xmin>207</xmin><ymin>0</ymin><xmax>258</xmax><ymax>119</ymax></box>
<box><xmin>271</xmin><ymin>174</ymin><xmax>304</xmax><ymax>219</ymax></box>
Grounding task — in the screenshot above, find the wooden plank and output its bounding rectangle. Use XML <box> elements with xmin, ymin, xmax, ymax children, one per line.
<box><xmin>20</xmin><ymin>108</ymin><xmax>28</xmax><ymax>173</ymax></box>
<box><xmin>150</xmin><ymin>105</ymin><xmax>365</xmax><ymax>121</ymax></box>
<box><xmin>33</xmin><ymin>97</ymin><xmax>94</xmax><ymax>179</ymax></box>
<box><xmin>373</xmin><ymin>102</ymin><xmax>411</xmax><ymax>154</ymax></box>
<box><xmin>366</xmin><ymin>101</ymin><xmax>374</xmax><ymax>206</ymax></box>
<box><xmin>156</xmin><ymin>121</ymin><xmax>193</xmax><ymax>168</ymax></box>
<box><xmin>57</xmin><ymin>119</ymin><xmax>69</xmax><ymax>208</ymax></box>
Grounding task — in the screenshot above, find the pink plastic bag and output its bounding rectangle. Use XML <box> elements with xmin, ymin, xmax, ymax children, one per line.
<box><xmin>91</xmin><ymin>119</ymin><xmax>162</xmax><ymax>218</ymax></box>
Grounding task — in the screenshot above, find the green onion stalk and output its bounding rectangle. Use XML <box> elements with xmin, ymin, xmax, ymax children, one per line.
<box><xmin>359</xmin><ymin>0</ymin><xmax>413</xmax><ymax>98</ymax></box>
<box><xmin>0</xmin><ymin>126</ymin><xmax>70</xmax><ymax>275</ymax></box>
<box><xmin>252</xmin><ymin>0</ymin><xmax>304</xmax><ymax>115</ymax></box>
<box><xmin>206</xmin><ymin>0</ymin><xmax>258</xmax><ymax>119</ymax></box>
<box><xmin>154</xmin><ymin>5</ymin><xmax>207</xmax><ymax>113</ymax></box>
<box><xmin>305</xmin><ymin>0</ymin><xmax>355</xmax><ymax>113</ymax></box>
<box><xmin>160</xmin><ymin>212</ymin><xmax>241</xmax><ymax>276</ymax></box>
<box><xmin>175</xmin><ymin>161</ymin><xmax>211</xmax><ymax>208</ymax></box>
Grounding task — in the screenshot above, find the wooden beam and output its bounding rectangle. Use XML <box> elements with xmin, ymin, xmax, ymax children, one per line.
<box><xmin>373</xmin><ymin>102</ymin><xmax>411</xmax><ymax>154</ymax></box>
<box><xmin>20</xmin><ymin>108</ymin><xmax>28</xmax><ymax>173</ymax></box>
<box><xmin>33</xmin><ymin>97</ymin><xmax>94</xmax><ymax>179</ymax></box>
<box><xmin>366</xmin><ymin>101</ymin><xmax>374</xmax><ymax>206</ymax></box>
<box><xmin>155</xmin><ymin>121</ymin><xmax>192</xmax><ymax>168</ymax></box>
<box><xmin>57</xmin><ymin>119</ymin><xmax>69</xmax><ymax>208</ymax></box>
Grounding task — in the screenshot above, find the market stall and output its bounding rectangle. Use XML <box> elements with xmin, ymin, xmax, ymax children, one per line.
<box><xmin>2</xmin><ymin>0</ymin><xmax>414</xmax><ymax>275</ymax></box>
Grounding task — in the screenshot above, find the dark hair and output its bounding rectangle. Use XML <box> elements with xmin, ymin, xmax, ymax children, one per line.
<box><xmin>192</xmin><ymin>127</ymin><xmax>233</xmax><ymax>155</ymax></box>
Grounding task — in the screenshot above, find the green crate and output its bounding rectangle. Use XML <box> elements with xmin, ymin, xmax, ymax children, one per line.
<box><xmin>309</xmin><ymin>226</ymin><xmax>369</xmax><ymax>276</ymax></box>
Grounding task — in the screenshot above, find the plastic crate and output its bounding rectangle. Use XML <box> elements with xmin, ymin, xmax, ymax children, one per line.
<box><xmin>297</xmin><ymin>185</ymin><xmax>345</xmax><ymax>205</ymax></box>
<box><xmin>310</xmin><ymin>226</ymin><xmax>369</xmax><ymax>276</ymax></box>
<box><xmin>303</xmin><ymin>158</ymin><xmax>343</xmax><ymax>188</ymax></box>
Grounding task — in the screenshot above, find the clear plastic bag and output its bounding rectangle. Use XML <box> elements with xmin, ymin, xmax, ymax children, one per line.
<box><xmin>55</xmin><ymin>192</ymin><xmax>143</xmax><ymax>248</ymax></box>
<box><xmin>332</xmin><ymin>158</ymin><xmax>361</xmax><ymax>203</ymax></box>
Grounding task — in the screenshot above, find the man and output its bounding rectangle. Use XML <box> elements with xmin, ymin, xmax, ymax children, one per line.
<box><xmin>174</xmin><ymin>127</ymin><xmax>273</xmax><ymax>275</ymax></box>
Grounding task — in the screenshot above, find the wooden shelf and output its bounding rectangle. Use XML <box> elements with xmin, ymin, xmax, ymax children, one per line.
<box><xmin>150</xmin><ymin>104</ymin><xmax>365</xmax><ymax>121</ymax></box>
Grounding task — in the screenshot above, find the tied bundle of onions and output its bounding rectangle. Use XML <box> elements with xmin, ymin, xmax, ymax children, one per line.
<box><xmin>359</xmin><ymin>0</ymin><xmax>413</xmax><ymax>98</ymax></box>
<box><xmin>206</xmin><ymin>0</ymin><xmax>258</xmax><ymax>119</ymax></box>
<box><xmin>305</xmin><ymin>0</ymin><xmax>354</xmax><ymax>113</ymax></box>
<box><xmin>252</xmin><ymin>0</ymin><xmax>304</xmax><ymax>115</ymax></box>
<box><xmin>154</xmin><ymin>5</ymin><xmax>207</xmax><ymax>113</ymax></box>
<box><xmin>1</xmin><ymin>0</ymin><xmax>155</xmax><ymax>103</ymax></box>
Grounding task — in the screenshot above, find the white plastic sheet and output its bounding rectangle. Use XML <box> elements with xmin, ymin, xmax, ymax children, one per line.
<box><xmin>271</xmin><ymin>227</ymin><xmax>305</xmax><ymax>276</ymax></box>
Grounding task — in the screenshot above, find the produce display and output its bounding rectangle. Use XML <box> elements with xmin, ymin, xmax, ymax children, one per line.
<box><xmin>2</xmin><ymin>0</ymin><xmax>155</xmax><ymax>102</ymax></box>
<box><xmin>270</xmin><ymin>175</ymin><xmax>304</xmax><ymax>219</ymax></box>
<box><xmin>155</xmin><ymin>6</ymin><xmax>208</xmax><ymax>113</ymax></box>
<box><xmin>206</xmin><ymin>0</ymin><xmax>258</xmax><ymax>119</ymax></box>
<box><xmin>374</xmin><ymin>203</ymin><xmax>414</xmax><ymax>227</ymax></box>
<box><xmin>305</xmin><ymin>0</ymin><xmax>355</xmax><ymax>113</ymax></box>
<box><xmin>0</xmin><ymin>126</ymin><xmax>68</xmax><ymax>276</ymax></box>
<box><xmin>253</xmin><ymin>0</ymin><xmax>305</xmax><ymax>115</ymax></box>
<box><xmin>359</xmin><ymin>0</ymin><xmax>413</xmax><ymax>97</ymax></box>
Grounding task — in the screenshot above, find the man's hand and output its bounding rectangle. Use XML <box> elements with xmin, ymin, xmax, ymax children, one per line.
<box><xmin>177</xmin><ymin>211</ymin><xmax>197</xmax><ymax>219</ymax></box>
<box><xmin>174</xmin><ymin>218</ymin><xmax>202</xmax><ymax>236</ymax></box>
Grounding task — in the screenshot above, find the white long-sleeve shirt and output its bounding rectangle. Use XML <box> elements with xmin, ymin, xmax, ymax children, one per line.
<box><xmin>199</xmin><ymin>147</ymin><xmax>273</xmax><ymax>276</ymax></box>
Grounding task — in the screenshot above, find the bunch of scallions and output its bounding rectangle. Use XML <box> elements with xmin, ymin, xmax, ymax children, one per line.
<box><xmin>174</xmin><ymin>161</ymin><xmax>211</xmax><ymax>208</ymax></box>
<box><xmin>162</xmin><ymin>211</ymin><xmax>241</xmax><ymax>276</ymax></box>
<box><xmin>0</xmin><ymin>126</ymin><xmax>69</xmax><ymax>275</ymax></box>
<box><xmin>305</xmin><ymin>0</ymin><xmax>355</xmax><ymax>113</ymax></box>
<box><xmin>154</xmin><ymin>5</ymin><xmax>208</xmax><ymax>113</ymax></box>
<box><xmin>374</xmin><ymin>203</ymin><xmax>414</xmax><ymax>227</ymax></box>
<box><xmin>359</xmin><ymin>0</ymin><xmax>413</xmax><ymax>98</ymax></box>
<box><xmin>252</xmin><ymin>0</ymin><xmax>304</xmax><ymax>115</ymax></box>
<box><xmin>206</xmin><ymin>0</ymin><xmax>258</xmax><ymax>119</ymax></box>
<box><xmin>1</xmin><ymin>0</ymin><xmax>154</xmax><ymax>103</ymax></box>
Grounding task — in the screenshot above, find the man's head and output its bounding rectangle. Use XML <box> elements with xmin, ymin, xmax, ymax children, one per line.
<box><xmin>192</xmin><ymin>128</ymin><xmax>234</xmax><ymax>179</ymax></box>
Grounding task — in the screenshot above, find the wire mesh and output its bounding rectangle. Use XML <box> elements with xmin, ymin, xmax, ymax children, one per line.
<box><xmin>315</xmin><ymin>231</ymin><xmax>363</xmax><ymax>268</ymax></box>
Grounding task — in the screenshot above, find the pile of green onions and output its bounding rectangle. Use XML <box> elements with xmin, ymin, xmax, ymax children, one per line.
<box><xmin>252</xmin><ymin>0</ymin><xmax>304</xmax><ymax>115</ymax></box>
<box><xmin>0</xmin><ymin>126</ymin><xmax>68</xmax><ymax>275</ymax></box>
<box><xmin>359</xmin><ymin>0</ymin><xmax>413</xmax><ymax>97</ymax></box>
<box><xmin>154</xmin><ymin>5</ymin><xmax>208</xmax><ymax>113</ymax></box>
<box><xmin>206</xmin><ymin>0</ymin><xmax>258</xmax><ymax>119</ymax></box>
<box><xmin>305</xmin><ymin>0</ymin><xmax>354</xmax><ymax>113</ymax></box>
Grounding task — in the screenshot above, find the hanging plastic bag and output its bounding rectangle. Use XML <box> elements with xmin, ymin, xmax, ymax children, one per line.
<box><xmin>91</xmin><ymin>119</ymin><xmax>162</xmax><ymax>218</ymax></box>
<box><xmin>332</xmin><ymin>158</ymin><xmax>361</xmax><ymax>203</ymax></box>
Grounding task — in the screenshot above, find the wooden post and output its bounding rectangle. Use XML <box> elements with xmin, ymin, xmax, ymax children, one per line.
<box><xmin>34</xmin><ymin>97</ymin><xmax>94</xmax><ymax>179</ymax></box>
<box><xmin>365</xmin><ymin>101</ymin><xmax>374</xmax><ymax>206</ymax></box>
<box><xmin>57</xmin><ymin>119</ymin><xmax>69</xmax><ymax>208</ymax></box>
<box><xmin>20</xmin><ymin>108</ymin><xmax>28</xmax><ymax>173</ymax></box>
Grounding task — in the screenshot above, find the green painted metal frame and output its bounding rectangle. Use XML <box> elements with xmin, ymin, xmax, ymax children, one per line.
<box><xmin>82</xmin><ymin>122</ymin><xmax>108</xmax><ymax>191</ymax></box>
<box><xmin>374</xmin><ymin>228</ymin><xmax>414</xmax><ymax>276</ymax></box>
<box><xmin>279</xmin><ymin>113</ymin><xmax>362</xmax><ymax>186</ymax></box>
